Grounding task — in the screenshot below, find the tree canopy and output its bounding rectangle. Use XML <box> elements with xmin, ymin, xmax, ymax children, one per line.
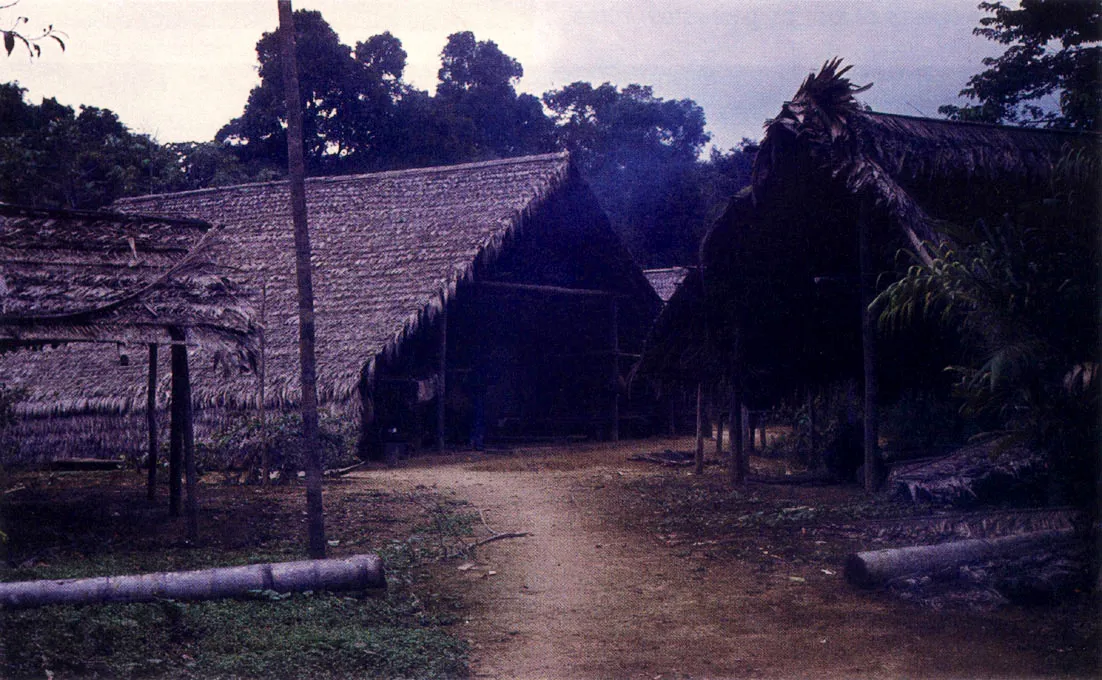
<box><xmin>1</xmin><ymin>8</ymin><xmax>756</xmax><ymax>267</ymax></box>
<box><xmin>941</xmin><ymin>0</ymin><xmax>1101</xmax><ymax>130</ymax></box>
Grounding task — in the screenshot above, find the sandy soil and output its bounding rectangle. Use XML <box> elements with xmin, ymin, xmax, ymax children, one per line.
<box><xmin>354</xmin><ymin>439</ymin><xmax>1091</xmax><ymax>679</ymax></box>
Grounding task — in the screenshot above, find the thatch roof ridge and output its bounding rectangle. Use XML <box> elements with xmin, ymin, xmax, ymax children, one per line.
<box><xmin>114</xmin><ymin>151</ymin><xmax>573</xmax><ymax>205</ymax></box>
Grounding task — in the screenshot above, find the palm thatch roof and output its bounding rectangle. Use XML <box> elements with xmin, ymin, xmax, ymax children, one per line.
<box><xmin>691</xmin><ymin>60</ymin><xmax>1099</xmax><ymax>400</ymax></box>
<box><xmin>0</xmin><ymin>203</ymin><xmax>254</xmax><ymax>349</ymax></box>
<box><xmin>3</xmin><ymin>152</ymin><xmax>644</xmax><ymax>419</ymax></box>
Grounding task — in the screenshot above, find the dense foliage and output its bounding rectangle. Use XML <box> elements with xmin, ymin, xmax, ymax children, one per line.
<box><xmin>940</xmin><ymin>0</ymin><xmax>1101</xmax><ymax>130</ymax></box>
<box><xmin>877</xmin><ymin>153</ymin><xmax>1099</xmax><ymax>502</ymax></box>
<box><xmin>0</xmin><ymin>8</ymin><xmax>754</xmax><ymax>266</ymax></box>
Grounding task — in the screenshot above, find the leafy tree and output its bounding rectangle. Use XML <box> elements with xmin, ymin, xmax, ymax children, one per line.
<box><xmin>0</xmin><ymin>83</ymin><xmax>181</xmax><ymax>208</ymax></box>
<box><xmin>218</xmin><ymin>9</ymin><xmax>369</xmax><ymax>174</ymax></box>
<box><xmin>543</xmin><ymin>81</ymin><xmax>715</xmax><ymax>264</ymax></box>
<box><xmin>940</xmin><ymin>0</ymin><xmax>1101</xmax><ymax>130</ymax></box>
<box><xmin>434</xmin><ymin>31</ymin><xmax>555</xmax><ymax>160</ymax></box>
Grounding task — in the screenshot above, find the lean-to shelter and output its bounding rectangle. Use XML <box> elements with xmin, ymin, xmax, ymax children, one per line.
<box><xmin>3</xmin><ymin>153</ymin><xmax>660</xmax><ymax>461</ymax></box>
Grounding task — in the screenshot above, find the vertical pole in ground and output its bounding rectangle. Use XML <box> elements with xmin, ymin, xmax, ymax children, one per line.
<box><xmin>168</xmin><ymin>339</ymin><xmax>184</xmax><ymax>518</ymax></box>
<box><xmin>437</xmin><ymin>303</ymin><xmax>447</xmax><ymax>452</ymax></box>
<box><xmin>278</xmin><ymin>0</ymin><xmax>325</xmax><ymax>558</ymax></box>
<box><xmin>859</xmin><ymin>199</ymin><xmax>880</xmax><ymax>493</ymax></box>
<box><xmin>609</xmin><ymin>297</ymin><xmax>620</xmax><ymax>442</ymax></box>
<box><xmin>146</xmin><ymin>343</ymin><xmax>158</xmax><ymax>501</ymax></box>
<box><xmin>694</xmin><ymin>382</ymin><xmax>705</xmax><ymax>474</ymax></box>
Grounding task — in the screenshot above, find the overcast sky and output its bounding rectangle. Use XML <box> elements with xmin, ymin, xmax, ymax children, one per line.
<box><xmin>2</xmin><ymin>0</ymin><xmax>1000</xmax><ymax>152</ymax></box>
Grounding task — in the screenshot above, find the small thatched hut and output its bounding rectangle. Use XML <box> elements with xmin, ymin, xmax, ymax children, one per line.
<box><xmin>3</xmin><ymin>153</ymin><xmax>660</xmax><ymax>462</ymax></box>
<box><xmin>689</xmin><ymin>61</ymin><xmax>1099</xmax><ymax>477</ymax></box>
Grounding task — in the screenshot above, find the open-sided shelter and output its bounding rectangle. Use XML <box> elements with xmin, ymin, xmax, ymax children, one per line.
<box><xmin>4</xmin><ymin>153</ymin><xmax>660</xmax><ymax>462</ymax></box>
<box><xmin>1</xmin><ymin>203</ymin><xmax>255</xmax><ymax>532</ymax></box>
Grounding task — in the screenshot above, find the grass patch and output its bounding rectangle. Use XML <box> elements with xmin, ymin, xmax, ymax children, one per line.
<box><xmin>0</xmin><ymin>471</ymin><xmax>470</xmax><ymax>679</ymax></box>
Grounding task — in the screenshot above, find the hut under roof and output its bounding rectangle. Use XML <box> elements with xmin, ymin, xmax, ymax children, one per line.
<box><xmin>694</xmin><ymin>60</ymin><xmax>1099</xmax><ymax>408</ymax></box>
<box><xmin>4</xmin><ymin>153</ymin><xmax>661</xmax><ymax>462</ymax></box>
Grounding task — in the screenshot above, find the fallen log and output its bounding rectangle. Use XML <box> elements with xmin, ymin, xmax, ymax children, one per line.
<box><xmin>845</xmin><ymin>529</ymin><xmax>1076</xmax><ymax>588</ymax></box>
<box><xmin>0</xmin><ymin>554</ymin><xmax>385</xmax><ymax>609</ymax></box>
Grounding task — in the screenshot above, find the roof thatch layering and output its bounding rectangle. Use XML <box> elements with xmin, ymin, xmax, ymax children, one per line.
<box><xmin>0</xmin><ymin>203</ymin><xmax>253</xmax><ymax>349</ymax></box>
<box><xmin>712</xmin><ymin>59</ymin><xmax>1098</xmax><ymax>268</ymax></box>
<box><xmin>3</xmin><ymin>152</ymin><xmax>634</xmax><ymax>420</ymax></box>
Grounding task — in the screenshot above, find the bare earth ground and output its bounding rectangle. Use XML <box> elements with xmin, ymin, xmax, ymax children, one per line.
<box><xmin>355</xmin><ymin>437</ymin><xmax>1099</xmax><ymax>679</ymax></box>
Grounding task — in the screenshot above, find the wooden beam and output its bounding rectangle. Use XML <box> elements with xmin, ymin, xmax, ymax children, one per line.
<box><xmin>476</xmin><ymin>281</ymin><xmax>618</xmax><ymax>298</ymax></box>
<box><xmin>145</xmin><ymin>343</ymin><xmax>158</xmax><ymax>502</ymax></box>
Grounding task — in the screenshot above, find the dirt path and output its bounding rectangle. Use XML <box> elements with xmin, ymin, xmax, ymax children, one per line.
<box><xmin>354</xmin><ymin>443</ymin><xmax>1078</xmax><ymax>679</ymax></box>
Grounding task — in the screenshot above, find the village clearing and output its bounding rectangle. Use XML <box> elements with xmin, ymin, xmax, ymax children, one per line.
<box><xmin>2</xmin><ymin>436</ymin><xmax>1098</xmax><ymax>679</ymax></box>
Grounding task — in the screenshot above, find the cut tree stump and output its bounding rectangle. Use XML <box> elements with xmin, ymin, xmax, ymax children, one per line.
<box><xmin>844</xmin><ymin>529</ymin><xmax>1076</xmax><ymax>588</ymax></box>
<box><xmin>0</xmin><ymin>554</ymin><xmax>385</xmax><ymax>609</ymax></box>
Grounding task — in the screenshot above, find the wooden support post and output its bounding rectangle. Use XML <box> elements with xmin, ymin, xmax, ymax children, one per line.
<box><xmin>168</xmin><ymin>342</ymin><xmax>184</xmax><ymax>518</ymax></box>
<box><xmin>729</xmin><ymin>386</ymin><xmax>744</xmax><ymax>485</ymax></box>
<box><xmin>747</xmin><ymin>411</ymin><xmax>756</xmax><ymax>452</ymax></box>
<box><xmin>807</xmin><ymin>390</ymin><xmax>817</xmax><ymax>455</ymax></box>
<box><xmin>694</xmin><ymin>382</ymin><xmax>704</xmax><ymax>475</ymax></box>
<box><xmin>437</xmin><ymin>306</ymin><xmax>447</xmax><ymax>452</ymax></box>
<box><xmin>715</xmin><ymin>407</ymin><xmax>724</xmax><ymax>456</ymax></box>
<box><xmin>859</xmin><ymin>199</ymin><xmax>880</xmax><ymax>492</ymax></box>
<box><xmin>146</xmin><ymin>344</ymin><xmax>158</xmax><ymax>502</ymax></box>
<box><xmin>609</xmin><ymin>298</ymin><xmax>620</xmax><ymax>442</ymax></box>
<box><xmin>170</xmin><ymin>332</ymin><xmax>197</xmax><ymax>540</ymax></box>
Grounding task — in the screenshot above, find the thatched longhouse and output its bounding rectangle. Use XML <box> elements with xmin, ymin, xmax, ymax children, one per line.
<box><xmin>4</xmin><ymin>153</ymin><xmax>660</xmax><ymax>461</ymax></box>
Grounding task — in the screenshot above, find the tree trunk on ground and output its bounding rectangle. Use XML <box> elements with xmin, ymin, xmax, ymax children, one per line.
<box><xmin>279</xmin><ymin>0</ymin><xmax>325</xmax><ymax>558</ymax></box>
<box><xmin>0</xmin><ymin>555</ymin><xmax>385</xmax><ymax>609</ymax></box>
<box><xmin>844</xmin><ymin>529</ymin><xmax>1076</xmax><ymax>588</ymax></box>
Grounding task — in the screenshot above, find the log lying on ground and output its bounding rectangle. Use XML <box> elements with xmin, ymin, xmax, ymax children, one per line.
<box><xmin>845</xmin><ymin>529</ymin><xmax>1076</xmax><ymax>588</ymax></box>
<box><xmin>0</xmin><ymin>554</ymin><xmax>385</xmax><ymax>609</ymax></box>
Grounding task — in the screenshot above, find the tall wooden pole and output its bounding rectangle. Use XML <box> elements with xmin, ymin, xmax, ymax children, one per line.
<box><xmin>279</xmin><ymin>0</ymin><xmax>325</xmax><ymax>558</ymax></box>
<box><xmin>859</xmin><ymin>199</ymin><xmax>880</xmax><ymax>492</ymax></box>
<box><xmin>145</xmin><ymin>344</ymin><xmax>158</xmax><ymax>502</ymax></box>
